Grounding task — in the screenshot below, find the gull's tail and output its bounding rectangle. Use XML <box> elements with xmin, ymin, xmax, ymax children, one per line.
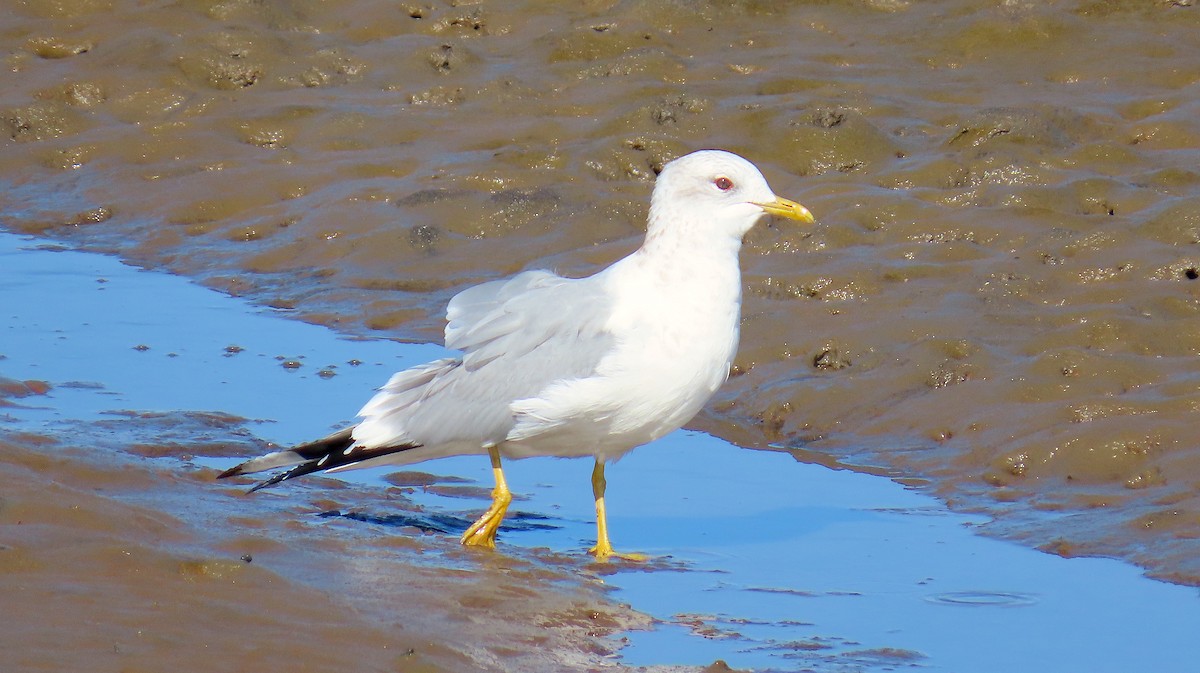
<box><xmin>217</xmin><ymin>427</ymin><xmax>422</xmax><ymax>492</ymax></box>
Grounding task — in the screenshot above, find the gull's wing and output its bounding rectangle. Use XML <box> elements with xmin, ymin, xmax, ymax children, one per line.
<box><xmin>443</xmin><ymin>268</ymin><xmax>620</xmax><ymax>386</ymax></box>
<box><xmin>446</xmin><ymin>270</ymin><xmax>578</xmax><ymax>368</ymax></box>
<box><xmin>351</xmin><ymin>269</ymin><xmax>618</xmax><ymax>451</ymax></box>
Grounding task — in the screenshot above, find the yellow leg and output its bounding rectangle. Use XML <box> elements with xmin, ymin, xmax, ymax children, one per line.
<box><xmin>588</xmin><ymin>459</ymin><xmax>647</xmax><ymax>561</ymax></box>
<box><xmin>461</xmin><ymin>446</ymin><xmax>512</xmax><ymax>549</ymax></box>
<box><xmin>590</xmin><ymin>459</ymin><xmax>614</xmax><ymax>559</ymax></box>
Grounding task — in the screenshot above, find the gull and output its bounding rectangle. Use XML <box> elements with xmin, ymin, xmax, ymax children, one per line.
<box><xmin>219</xmin><ymin>149</ymin><xmax>814</xmax><ymax>559</ymax></box>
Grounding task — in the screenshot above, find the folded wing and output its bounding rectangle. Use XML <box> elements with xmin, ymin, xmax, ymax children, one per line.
<box><xmin>351</xmin><ymin>269</ymin><xmax>619</xmax><ymax>451</ymax></box>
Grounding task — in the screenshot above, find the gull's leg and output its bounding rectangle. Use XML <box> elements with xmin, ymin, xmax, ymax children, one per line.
<box><xmin>589</xmin><ymin>459</ymin><xmax>615</xmax><ymax>559</ymax></box>
<box><xmin>588</xmin><ymin>459</ymin><xmax>647</xmax><ymax>561</ymax></box>
<box><xmin>461</xmin><ymin>445</ymin><xmax>512</xmax><ymax>549</ymax></box>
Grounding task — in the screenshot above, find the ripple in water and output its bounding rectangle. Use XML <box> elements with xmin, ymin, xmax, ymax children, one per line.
<box><xmin>926</xmin><ymin>591</ymin><xmax>1039</xmax><ymax>608</ymax></box>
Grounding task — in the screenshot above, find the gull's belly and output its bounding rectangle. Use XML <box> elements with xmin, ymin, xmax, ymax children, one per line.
<box><xmin>501</xmin><ymin>314</ymin><xmax>738</xmax><ymax>461</ymax></box>
<box><xmin>608</xmin><ymin>321</ymin><xmax>736</xmax><ymax>433</ymax></box>
<box><xmin>500</xmin><ymin>249</ymin><xmax>745</xmax><ymax>461</ymax></box>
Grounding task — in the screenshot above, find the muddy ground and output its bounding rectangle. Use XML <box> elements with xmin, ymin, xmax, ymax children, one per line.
<box><xmin>2</xmin><ymin>0</ymin><xmax>1200</xmax><ymax>669</ymax></box>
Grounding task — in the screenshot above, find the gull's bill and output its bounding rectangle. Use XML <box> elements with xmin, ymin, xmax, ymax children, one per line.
<box><xmin>754</xmin><ymin>196</ymin><xmax>815</xmax><ymax>223</ymax></box>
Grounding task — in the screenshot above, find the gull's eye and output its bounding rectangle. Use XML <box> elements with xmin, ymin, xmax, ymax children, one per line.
<box><xmin>714</xmin><ymin>176</ymin><xmax>734</xmax><ymax>191</ymax></box>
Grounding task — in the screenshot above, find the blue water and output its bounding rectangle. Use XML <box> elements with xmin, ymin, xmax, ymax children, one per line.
<box><xmin>3</xmin><ymin>231</ymin><xmax>1198</xmax><ymax>672</ymax></box>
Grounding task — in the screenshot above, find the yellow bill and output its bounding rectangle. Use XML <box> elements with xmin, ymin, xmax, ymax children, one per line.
<box><xmin>754</xmin><ymin>196</ymin><xmax>815</xmax><ymax>223</ymax></box>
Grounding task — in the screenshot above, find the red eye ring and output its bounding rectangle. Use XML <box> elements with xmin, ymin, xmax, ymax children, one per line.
<box><xmin>714</xmin><ymin>176</ymin><xmax>733</xmax><ymax>191</ymax></box>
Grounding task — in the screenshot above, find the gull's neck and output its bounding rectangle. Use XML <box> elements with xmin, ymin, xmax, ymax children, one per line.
<box><xmin>639</xmin><ymin>204</ymin><xmax>747</xmax><ymax>264</ymax></box>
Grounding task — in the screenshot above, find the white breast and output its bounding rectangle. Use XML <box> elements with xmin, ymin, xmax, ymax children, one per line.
<box><xmin>503</xmin><ymin>245</ymin><xmax>743</xmax><ymax>462</ymax></box>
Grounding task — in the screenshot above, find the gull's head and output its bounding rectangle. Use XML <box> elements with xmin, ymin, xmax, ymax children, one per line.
<box><xmin>647</xmin><ymin>149</ymin><xmax>814</xmax><ymax>244</ymax></box>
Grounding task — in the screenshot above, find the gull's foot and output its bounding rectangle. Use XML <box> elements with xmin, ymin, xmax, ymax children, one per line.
<box><xmin>460</xmin><ymin>490</ymin><xmax>512</xmax><ymax>549</ymax></box>
<box><xmin>589</xmin><ymin>540</ymin><xmax>650</xmax><ymax>562</ymax></box>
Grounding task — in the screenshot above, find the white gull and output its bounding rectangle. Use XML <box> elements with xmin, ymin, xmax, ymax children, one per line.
<box><xmin>219</xmin><ymin>149</ymin><xmax>814</xmax><ymax>559</ymax></box>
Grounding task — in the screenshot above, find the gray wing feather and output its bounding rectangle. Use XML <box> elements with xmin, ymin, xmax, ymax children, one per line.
<box><xmin>446</xmin><ymin>270</ymin><xmax>563</xmax><ymax>368</ymax></box>
<box><xmin>351</xmin><ymin>269</ymin><xmax>617</xmax><ymax>452</ymax></box>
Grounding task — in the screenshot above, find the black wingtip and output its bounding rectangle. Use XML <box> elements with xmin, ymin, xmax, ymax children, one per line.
<box><xmin>245</xmin><ymin>459</ymin><xmax>331</xmax><ymax>493</ymax></box>
<box><xmin>245</xmin><ymin>472</ymin><xmax>287</xmax><ymax>493</ymax></box>
<box><xmin>223</xmin><ymin>431</ymin><xmax>424</xmax><ymax>495</ymax></box>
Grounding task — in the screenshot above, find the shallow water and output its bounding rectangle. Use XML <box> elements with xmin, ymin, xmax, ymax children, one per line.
<box><xmin>4</xmin><ymin>231</ymin><xmax>1199</xmax><ymax>672</ymax></box>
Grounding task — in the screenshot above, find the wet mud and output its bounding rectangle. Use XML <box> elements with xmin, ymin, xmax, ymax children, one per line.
<box><xmin>0</xmin><ymin>426</ymin><xmax>681</xmax><ymax>673</ymax></box>
<box><xmin>2</xmin><ymin>0</ymin><xmax>1200</xmax><ymax>658</ymax></box>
